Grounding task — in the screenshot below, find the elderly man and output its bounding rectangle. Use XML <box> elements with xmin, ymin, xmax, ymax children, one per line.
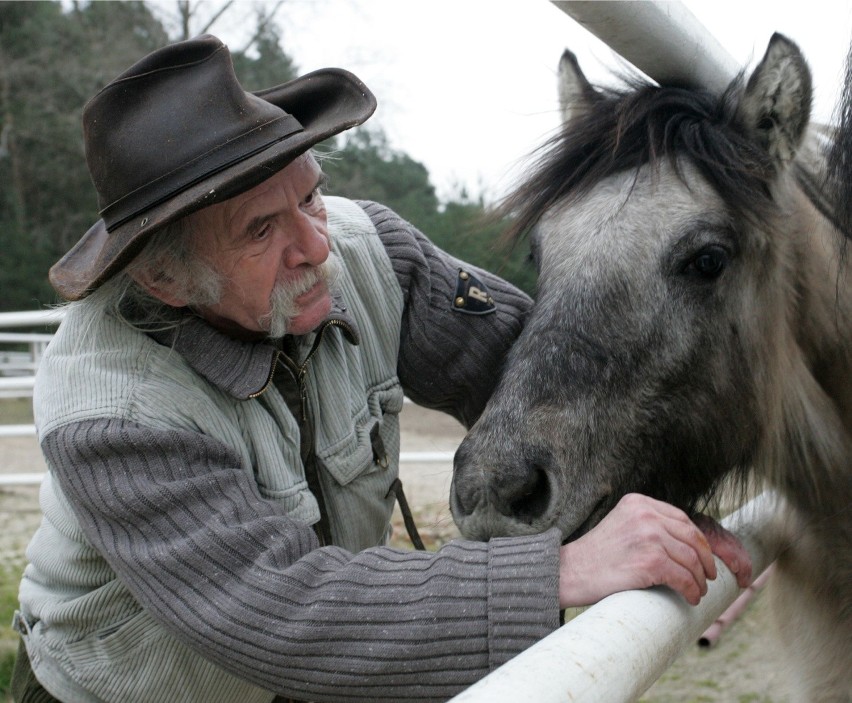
<box><xmin>12</xmin><ymin>35</ymin><xmax>750</xmax><ymax>703</ymax></box>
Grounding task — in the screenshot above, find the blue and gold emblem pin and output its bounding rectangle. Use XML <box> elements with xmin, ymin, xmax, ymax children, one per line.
<box><xmin>452</xmin><ymin>269</ymin><xmax>496</xmax><ymax>315</ymax></box>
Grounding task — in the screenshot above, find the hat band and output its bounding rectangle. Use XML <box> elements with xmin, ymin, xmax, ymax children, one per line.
<box><xmin>101</xmin><ymin>114</ymin><xmax>304</xmax><ymax>231</ymax></box>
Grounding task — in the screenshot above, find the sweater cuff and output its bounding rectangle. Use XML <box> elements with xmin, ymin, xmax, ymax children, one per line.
<box><xmin>487</xmin><ymin>528</ymin><xmax>561</xmax><ymax>670</ymax></box>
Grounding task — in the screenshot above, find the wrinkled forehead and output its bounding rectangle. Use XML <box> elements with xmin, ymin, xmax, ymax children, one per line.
<box><xmin>187</xmin><ymin>152</ymin><xmax>322</xmax><ymax>253</ymax></box>
<box><xmin>533</xmin><ymin>161</ymin><xmax>725</xmax><ymax>279</ymax></box>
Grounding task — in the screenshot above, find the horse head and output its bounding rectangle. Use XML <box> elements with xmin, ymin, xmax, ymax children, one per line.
<box><xmin>451</xmin><ymin>34</ymin><xmax>849</xmax><ymax>543</ymax></box>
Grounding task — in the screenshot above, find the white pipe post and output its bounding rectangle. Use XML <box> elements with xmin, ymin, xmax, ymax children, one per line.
<box><xmin>0</xmin><ymin>378</ymin><xmax>36</xmax><ymax>399</ymax></box>
<box><xmin>450</xmin><ymin>493</ymin><xmax>779</xmax><ymax>703</ymax></box>
<box><xmin>551</xmin><ymin>1</ymin><xmax>740</xmax><ymax>94</ymax></box>
<box><xmin>0</xmin><ymin>424</ymin><xmax>37</xmax><ymax>437</ymax></box>
<box><xmin>0</xmin><ymin>309</ymin><xmax>64</xmax><ymax>329</ymax></box>
<box><xmin>0</xmin><ymin>473</ymin><xmax>45</xmax><ymax>486</ymax></box>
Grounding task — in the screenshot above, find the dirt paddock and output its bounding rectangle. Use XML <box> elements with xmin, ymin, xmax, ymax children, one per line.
<box><xmin>1</xmin><ymin>403</ymin><xmax>794</xmax><ymax>701</ymax></box>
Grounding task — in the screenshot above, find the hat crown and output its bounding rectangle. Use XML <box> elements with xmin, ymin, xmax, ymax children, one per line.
<box><xmin>83</xmin><ymin>35</ymin><xmax>298</xmax><ymax>230</ymax></box>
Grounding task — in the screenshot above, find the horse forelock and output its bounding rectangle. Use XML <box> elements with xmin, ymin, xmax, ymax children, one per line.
<box><xmin>502</xmin><ymin>73</ymin><xmax>780</xmax><ymax>245</ymax></box>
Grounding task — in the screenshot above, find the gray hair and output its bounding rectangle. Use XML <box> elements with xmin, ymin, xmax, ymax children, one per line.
<box><xmin>92</xmin><ymin>216</ymin><xmax>223</xmax><ymax>332</ymax></box>
<box><xmin>125</xmin><ymin>216</ymin><xmax>223</xmax><ymax>307</ymax></box>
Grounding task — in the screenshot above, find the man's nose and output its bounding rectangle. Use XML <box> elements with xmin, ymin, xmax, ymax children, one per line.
<box><xmin>284</xmin><ymin>213</ymin><xmax>329</xmax><ymax>268</ymax></box>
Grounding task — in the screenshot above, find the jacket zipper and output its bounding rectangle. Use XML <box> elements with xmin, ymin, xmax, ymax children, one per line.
<box><xmin>247</xmin><ymin>318</ymin><xmax>356</xmax><ymax>401</ymax></box>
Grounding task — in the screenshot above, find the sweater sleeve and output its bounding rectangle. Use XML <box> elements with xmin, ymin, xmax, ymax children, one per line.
<box><xmin>43</xmin><ymin>418</ymin><xmax>560</xmax><ymax>702</ymax></box>
<box><xmin>357</xmin><ymin>201</ymin><xmax>533</xmax><ymax>429</ymax></box>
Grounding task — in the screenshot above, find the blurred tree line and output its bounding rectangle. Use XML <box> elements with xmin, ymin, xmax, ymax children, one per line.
<box><xmin>0</xmin><ymin>0</ymin><xmax>535</xmax><ymax>313</ymax></box>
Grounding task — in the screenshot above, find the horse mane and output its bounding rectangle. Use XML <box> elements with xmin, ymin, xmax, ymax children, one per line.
<box><xmin>501</xmin><ymin>74</ymin><xmax>780</xmax><ymax>242</ymax></box>
<box><xmin>826</xmin><ymin>43</ymin><xmax>852</xmax><ymax>238</ymax></box>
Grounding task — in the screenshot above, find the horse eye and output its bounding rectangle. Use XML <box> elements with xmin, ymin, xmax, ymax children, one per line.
<box><xmin>686</xmin><ymin>245</ymin><xmax>729</xmax><ymax>279</ymax></box>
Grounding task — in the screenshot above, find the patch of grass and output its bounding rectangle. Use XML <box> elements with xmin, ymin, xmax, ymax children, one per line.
<box><xmin>641</xmin><ymin>695</ymin><xmax>716</xmax><ymax>703</ymax></box>
<box><xmin>642</xmin><ymin>670</ymin><xmax>683</xmax><ymax>688</ymax></box>
<box><xmin>725</xmin><ymin>642</ymin><xmax>749</xmax><ymax>661</ymax></box>
<box><xmin>0</xmin><ymin>566</ymin><xmax>23</xmax><ymax>698</ymax></box>
<box><xmin>0</xmin><ymin>647</ymin><xmax>14</xmax><ymax>699</ymax></box>
<box><xmin>0</xmin><ymin>398</ymin><xmax>33</xmax><ymax>425</ymax></box>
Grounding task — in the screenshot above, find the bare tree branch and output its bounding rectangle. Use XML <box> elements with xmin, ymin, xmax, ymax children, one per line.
<box><xmin>238</xmin><ymin>0</ymin><xmax>286</xmax><ymax>54</ymax></box>
<box><xmin>199</xmin><ymin>0</ymin><xmax>236</xmax><ymax>35</ymax></box>
<box><xmin>177</xmin><ymin>0</ymin><xmax>191</xmax><ymax>40</ymax></box>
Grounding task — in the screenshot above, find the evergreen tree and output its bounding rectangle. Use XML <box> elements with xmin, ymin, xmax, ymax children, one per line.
<box><xmin>322</xmin><ymin>127</ymin><xmax>440</xmax><ymax>232</ymax></box>
<box><xmin>323</xmin><ymin>127</ymin><xmax>536</xmax><ymax>296</ymax></box>
<box><xmin>0</xmin><ymin>1</ymin><xmax>169</xmax><ymax>311</ymax></box>
<box><xmin>231</xmin><ymin>20</ymin><xmax>297</xmax><ymax>90</ymax></box>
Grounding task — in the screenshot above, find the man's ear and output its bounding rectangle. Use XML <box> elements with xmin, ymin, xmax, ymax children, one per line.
<box><xmin>129</xmin><ymin>267</ymin><xmax>189</xmax><ymax>308</ymax></box>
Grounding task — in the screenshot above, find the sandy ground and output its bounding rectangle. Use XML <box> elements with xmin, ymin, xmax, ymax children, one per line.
<box><xmin>1</xmin><ymin>403</ymin><xmax>794</xmax><ymax>702</ymax></box>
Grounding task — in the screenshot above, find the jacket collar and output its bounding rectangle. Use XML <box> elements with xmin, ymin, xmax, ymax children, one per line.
<box><xmin>149</xmin><ymin>293</ymin><xmax>360</xmax><ymax>400</ymax></box>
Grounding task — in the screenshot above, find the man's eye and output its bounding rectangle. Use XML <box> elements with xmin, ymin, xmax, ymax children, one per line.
<box><xmin>253</xmin><ymin>224</ymin><xmax>272</xmax><ymax>241</ymax></box>
<box><xmin>305</xmin><ymin>179</ymin><xmax>328</xmax><ymax>208</ymax></box>
<box><xmin>304</xmin><ymin>188</ymin><xmax>323</xmax><ymax>207</ymax></box>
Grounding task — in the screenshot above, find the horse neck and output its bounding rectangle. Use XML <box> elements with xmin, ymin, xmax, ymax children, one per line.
<box><xmin>767</xmin><ymin>156</ymin><xmax>852</xmax><ymax>516</ymax></box>
<box><xmin>788</xmin><ymin>140</ymin><xmax>852</xmax><ymax>365</ymax></box>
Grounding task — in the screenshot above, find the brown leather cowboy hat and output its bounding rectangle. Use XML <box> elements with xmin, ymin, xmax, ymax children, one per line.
<box><xmin>49</xmin><ymin>34</ymin><xmax>376</xmax><ymax>301</ymax></box>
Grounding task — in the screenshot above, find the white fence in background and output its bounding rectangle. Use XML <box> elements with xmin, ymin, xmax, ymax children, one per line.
<box><xmin>0</xmin><ymin>309</ymin><xmax>65</xmax><ymax>399</ymax></box>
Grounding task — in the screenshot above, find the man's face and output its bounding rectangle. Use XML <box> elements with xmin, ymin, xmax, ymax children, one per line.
<box><xmin>188</xmin><ymin>153</ymin><xmax>335</xmax><ymax>339</ymax></box>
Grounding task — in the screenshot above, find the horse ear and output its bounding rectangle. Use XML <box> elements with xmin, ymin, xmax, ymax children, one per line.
<box><xmin>558</xmin><ymin>49</ymin><xmax>601</xmax><ymax>125</ymax></box>
<box><xmin>737</xmin><ymin>33</ymin><xmax>813</xmax><ymax>165</ymax></box>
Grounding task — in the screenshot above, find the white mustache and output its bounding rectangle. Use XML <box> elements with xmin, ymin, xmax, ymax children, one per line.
<box><xmin>259</xmin><ymin>252</ymin><xmax>343</xmax><ymax>338</ymax></box>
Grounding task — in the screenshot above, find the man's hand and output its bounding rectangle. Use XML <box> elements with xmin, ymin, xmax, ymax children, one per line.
<box><xmin>558</xmin><ymin>493</ymin><xmax>751</xmax><ymax>608</ymax></box>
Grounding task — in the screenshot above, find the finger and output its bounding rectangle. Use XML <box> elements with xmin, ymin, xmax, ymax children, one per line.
<box><xmin>712</xmin><ymin>535</ymin><xmax>753</xmax><ymax>588</ymax></box>
<box><xmin>661</xmin><ymin>534</ymin><xmax>713</xmax><ymax>600</ymax></box>
<box><xmin>693</xmin><ymin>515</ymin><xmax>754</xmax><ymax>588</ymax></box>
<box><xmin>663</xmin><ymin>519</ymin><xmax>717</xmax><ymax>581</ymax></box>
<box><xmin>657</xmin><ymin>558</ymin><xmax>706</xmax><ymax>606</ymax></box>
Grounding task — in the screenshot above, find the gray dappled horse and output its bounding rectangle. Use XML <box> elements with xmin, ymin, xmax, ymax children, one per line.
<box><xmin>451</xmin><ymin>34</ymin><xmax>852</xmax><ymax>700</ymax></box>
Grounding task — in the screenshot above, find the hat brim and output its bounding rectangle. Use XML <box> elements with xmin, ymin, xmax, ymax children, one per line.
<box><xmin>50</xmin><ymin>67</ymin><xmax>376</xmax><ymax>301</ymax></box>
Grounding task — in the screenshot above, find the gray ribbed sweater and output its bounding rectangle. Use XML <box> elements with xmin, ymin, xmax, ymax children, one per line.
<box><xmin>18</xmin><ymin>199</ymin><xmax>560</xmax><ymax>702</ymax></box>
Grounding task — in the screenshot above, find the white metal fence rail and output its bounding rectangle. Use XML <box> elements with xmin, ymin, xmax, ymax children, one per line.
<box><xmin>554</xmin><ymin>1</ymin><xmax>738</xmax><ymax>93</ymax></box>
<box><xmin>450</xmin><ymin>493</ymin><xmax>777</xmax><ymax>703</ymax></box>
<box><xmin>0</xmin><ymin>309</ymin><xmax>64</xmax><ymax>399</ymax></box>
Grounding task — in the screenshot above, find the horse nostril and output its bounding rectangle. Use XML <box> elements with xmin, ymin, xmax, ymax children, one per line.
<box><xmin>450</xmin><ymin>444</ymin><xmax>485</xmax><ymax>518</ymax></box>
<box><xmin>453</xmin><ymin>438</ymin><xmax>554</xmax><ymax>527</ymax></box>
<box><xmin>501</xmin><ymin>466</ymin><xmax>551</xmax><ymax>524</ymax></box>
<box><xmin>450</xmin><ymin>475</ymin><xmax>480</xmax><ymax>518</ymax></box>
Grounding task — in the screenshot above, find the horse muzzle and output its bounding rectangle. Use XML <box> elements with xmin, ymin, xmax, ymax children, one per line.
<box><xmin>450</xmin><ymin>433</ymin><xmax>560</xmax><ymax>540</ymax></box>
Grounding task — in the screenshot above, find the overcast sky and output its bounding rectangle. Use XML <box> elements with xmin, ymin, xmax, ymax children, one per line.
<box><xmin>158</xmin><ymin>0</ymin><xmax>852</xmax><ymax>203</ymax></box>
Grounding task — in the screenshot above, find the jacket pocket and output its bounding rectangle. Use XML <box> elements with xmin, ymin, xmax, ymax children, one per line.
<box><xmin>319</xmin><ymin>380</ymin><xmax>404</xmax><ymax>486</ymax></box>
